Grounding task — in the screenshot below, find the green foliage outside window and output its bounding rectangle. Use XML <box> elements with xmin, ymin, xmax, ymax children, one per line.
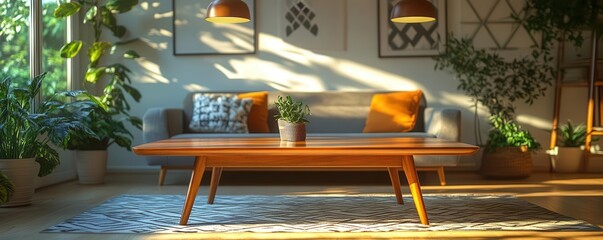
<box><xmin>0</xmin><ymin>0</ymin><xmax>67</xmax><ymax>98</ymax></box>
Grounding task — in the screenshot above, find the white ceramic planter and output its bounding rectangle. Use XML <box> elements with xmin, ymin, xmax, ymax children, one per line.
<box><xmin>277</xmin><ymin>119</ymin><xmax>307</xmax><ymax>142</ymax></box>
<box><xmin>75</xmin><ymin>150</ymin><xmax>107</xmax><ymax>184</ymax></box>
<box><xmin>552</xmin><ymin>147</ymin><xmax>583</xmax><ymax>173</ymax></box>
<box><xmin>0</xmin><ymin>158</ymin><xmax>39</xmax><ymax>207</ymax></box>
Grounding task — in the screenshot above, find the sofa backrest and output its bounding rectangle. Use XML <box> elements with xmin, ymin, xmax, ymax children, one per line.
<box><xmin>183</xmin><ymin>91</ymin><xmax>427</xmax><ymax>133</ymax></box>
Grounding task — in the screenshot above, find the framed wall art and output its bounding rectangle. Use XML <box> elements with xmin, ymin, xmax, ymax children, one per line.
<box><xmin>458</xmin><ymin>0</ymin><xmax>538</xmax><ymax>49</ymax></box>
<box><xmin>172</xmin><ymin>0</ymin><xmax>257</xmax><ymax>55</ymax></box>
<box><xmin>279</xmin><ymin>0</ymin><xmax>347</xmax><ymax>51</ymax></box>
<box><xmin>378</xmin><ymin>0</ymin><xmax>446</xmax><ymax>57</ymax></box>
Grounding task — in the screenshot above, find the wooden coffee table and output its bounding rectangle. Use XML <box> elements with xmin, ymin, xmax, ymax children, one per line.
<box><xmin>133</xmin><ymin>137</ymin><xmax>478</xmax><ymax>225</ymax></box>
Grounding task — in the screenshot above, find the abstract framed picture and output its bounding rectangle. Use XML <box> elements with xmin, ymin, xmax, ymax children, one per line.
<box><xmin>378</xmin><ymin>0</ymin><xmax>446</xmax><ymax>57</ymax></box>
<box><xmin>279</xmin><ymin>0</ymin><xmax>347</xmax><ymax>51</ymax></box>
<box><xmin>172</xmin><ymin>0</ymin><xmax>257</xmax><ymax>55</ymax></box>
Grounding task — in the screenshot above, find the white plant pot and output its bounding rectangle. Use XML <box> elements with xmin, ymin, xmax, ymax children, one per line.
<box><xmin>0</xmin><ymin>158</ymin><xmax>39</xmax><ymax>207</ymax></box>
<box><xmin>75</xmin><ymin>150</ymin><xmax>107</xmax><ymax>184</ymax></box>
<box><xmin>551</xmin><ymin>146</ymin><xmax>583</xmax><ymax>173</ymax></box>
<box><xmin>277</xmin><ymin>119</ymin><xmax>307</xmax><ymax>142</ymax></box>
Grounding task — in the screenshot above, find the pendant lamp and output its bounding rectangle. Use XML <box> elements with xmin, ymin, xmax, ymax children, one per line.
<box><xmin>205</xmin><ymin>0</ymin><xmax>250</xmax><ymax>23</ymax></box>
<box><xmin>390</xmin><ymin>0</ymin><xmax>436</xmax><ymax>23</ymax></box>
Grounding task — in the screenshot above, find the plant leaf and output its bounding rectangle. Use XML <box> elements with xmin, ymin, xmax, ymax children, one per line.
<box><xmin>104</xmin><ymin>0</ymin><xmax>139</xmax><ymax>13</ymax></box>
<box><xmin>85</xmin><ymin>67</ymin><xmax>107</xmax><ymax>83</ymax></box>
<box><xmin>54</xmin><ymin>2</ymin><xmax>81</xmax><ymax>18</ymax></box>
<box><xmin>123</xmin><ymin>50</ymin><xmax>140</xmax><ymax>59</ymax></box>
<box><xmin>84</xmin><ymin>6</ymin><xmax>98</xmax><ymax>24</ymax></box>
<box><xmin>60</xmin><ymin>41</ymin><xmax>83</xmax><ymax>58</ymax></box>
<box><xmin>87</xmin><ymin>42</ymin><xmax>112</xmax><ymax>64</ymax></box>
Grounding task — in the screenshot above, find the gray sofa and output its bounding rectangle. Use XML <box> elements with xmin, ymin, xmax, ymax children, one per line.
<box><xmin>142</xmin><ymin>91</ymin><xmax>461</xmax><ymax>185</ymax></box>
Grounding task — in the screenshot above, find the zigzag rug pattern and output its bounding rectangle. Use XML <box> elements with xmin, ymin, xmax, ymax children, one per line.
<box><xmin>44</xmin><ymin>194</ymin><xmax>601</xmax><ymax>233</ymax></box>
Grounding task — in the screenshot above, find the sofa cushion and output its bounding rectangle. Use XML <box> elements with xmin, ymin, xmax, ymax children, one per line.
<box><xmin>238</xmin><ymin>91</ymin><xmax>270</xmax><ymax>133</ymax></box>
<box><xmin>363</xmin><ymin>90</ymin><xmax>423</xmax><ymax>133</ymax></box>
<box><xmin>189</xmin><ymin>94</ymin><xmax>253</xmax><ymax>133</ymax></box>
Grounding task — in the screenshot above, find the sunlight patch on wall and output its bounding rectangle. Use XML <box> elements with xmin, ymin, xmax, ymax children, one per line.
<box><xmin>184</xmin><ymin>83</ymin><xmax>210</xmax><ymax>92</ymax></box>
<box><xmin>334</xmin><ymin>60</ymin><xmax>418</xmax><ymax>90</ymax></box>
<box><xmin>212</xmin><ymin>32</ymin><xmax>428</xmax><ymax>91</ymax></box>
<box><xmin>154</xmin><ymin>12</ymin><xmax>172</xmax><ymax>19</ymax></box>
<box><xmin>437</xmin><ymin>91</ymin><xmax>489</xmax><ymax>112</ymax></box>
<box><xmin>140</xmin><ymin>37</ymin><xmax>168</xmax><ymax>50</ymax></box>
<box><xmin>136</xmin><ymin>59</ymin><xmax>170</xmax><ymax>84</ymax></box>
<box><xmin>259</xmin><ymin>33</ymin><xmax>335</xmax><ymax>66</ymax></box>
<box><xmin>148</xmin><ymin>28</ymin><xmax>172</xmax><ymax>37</ymax></box>
<box><xmin>517</xmin><ymin>114</ymin><xmax>551</xmax><ymax>129</ymax></box>
<box><xmin>139</xmin><ymin>1</ymin><xmax>162</xmax><ymax>10</ymax></box>
<box><xmin>214</xmin><ymin>60</ymin><xmax>325</xmax><ymax>91</ymax></box>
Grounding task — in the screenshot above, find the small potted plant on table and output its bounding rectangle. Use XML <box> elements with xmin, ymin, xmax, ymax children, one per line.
<box><xmin>275</xmin><ymin>95</ymin><xmax>311</xmax><ymax>142</ymax></box>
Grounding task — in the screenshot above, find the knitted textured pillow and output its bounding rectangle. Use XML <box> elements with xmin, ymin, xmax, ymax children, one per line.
<box><xmin>189</xmin><ymin>94</ymin><xmax>253</xmax><ymax>133</ymax></box>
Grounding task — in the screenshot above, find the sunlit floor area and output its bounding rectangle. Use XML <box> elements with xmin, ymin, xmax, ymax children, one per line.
<box><xmin>2</xmin><ymin>171</ymin><xmax>603</xmax><ymax>239</ymax></box>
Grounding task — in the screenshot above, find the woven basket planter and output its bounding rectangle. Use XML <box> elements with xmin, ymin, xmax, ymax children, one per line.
<box><xmin>481</xmin><ymin>146</ymin><xmax>533</xmax><ymax>179</ymax></box>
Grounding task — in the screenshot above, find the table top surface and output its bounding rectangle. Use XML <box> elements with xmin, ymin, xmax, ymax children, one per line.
<box><xmin>133</xmin><ymin>137</ymin><xmax>479</xmax><ymax>157</ymax></box>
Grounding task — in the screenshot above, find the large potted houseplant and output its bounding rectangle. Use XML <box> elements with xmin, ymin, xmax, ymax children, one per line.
<box><xmin>434</xmin><ymin>35</ymin><xmax>552</xmax><ymax>147</ymax></box>
<box><xmin>481</xmin><ymin>114</ymin><xmax>541</xmax><ymax>179</ymax></box>
<box><xmin>434</xmin><ymin>34</ymin><xmax>552</xmax><ymax>177</ymax></box>
<box><xmin>0</xmin><ymin>73</ymin><xmax>95</xmax><ymax>206</ymax></box>
<box><xmin>66</xmin><ymin>105</ymin><xmax>136</xmax><ymax>184</ymax></box>
<box><xmin>55</xmin><ymin>0</ymin><xmax>142</xmax><ymax>184</ymax></box>
<box><xmin>275</xmin><ymin>95</ymin><xmax>311</xmax><ymax>142</ymax></box>
<box><xmin>550</xmin><ymin>121</ymin><xmax>587</xmax><ymax>173</ymax></box>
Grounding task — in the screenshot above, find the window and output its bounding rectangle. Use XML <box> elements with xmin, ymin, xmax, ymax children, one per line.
<box><xmin>42</xmin><ymin>0</ymin><xmax>67</xmax><ymax>99</ymax></box>
<box><xmin>0</xmin><ymin>0</ymin><xmax>68</xmax><ymax>99</ymax></box>
<box><xmin>0</xmin><ymin>0</ymin><xmax>30</xmax><ymax>87</ymax></box>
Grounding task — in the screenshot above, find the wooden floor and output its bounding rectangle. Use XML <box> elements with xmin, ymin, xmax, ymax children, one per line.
<box><xmin>1</xmin><ymin>171</ymin><xmax>603</xmax><ymax>239</ymax></box>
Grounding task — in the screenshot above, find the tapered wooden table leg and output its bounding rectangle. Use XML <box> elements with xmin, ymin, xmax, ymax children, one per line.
<box><xmin>387</xmin><ymin>167</ymin><xmax>404</xmax><ymax>204</ymax></box>
<box><xmin>402</xmin><ymin>156</ymin><xmax>429</xmax><ymax>225</ymax></box>
<box><xmin>208</xmin><ymin>167</ymin><xmax>223</xmax><ymax>204</ymax></box>
<box><xmin>180</xmin><ymin>157</ymin><xmax>207</xmax><ymax>225</ymax></box>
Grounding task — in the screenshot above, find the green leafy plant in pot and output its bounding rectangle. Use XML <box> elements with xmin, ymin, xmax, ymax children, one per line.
<box><xmin>434</xmin><ymin>33</ymin><xmax>553</xmax><ymax>178</ymax></box>
<box><xmin>550</xmin><ymin>121</ymin><xmax>588</xmax><ymax>173</ymax></box>
<box><xmin>481</xmin><ymin>114</ymin><xmax>541</xmax><ymax>178</ymax></box>
<box><xmin>275</xmin><ymin>95</ymin><xmax>311</xmax><ymax>142</ymax></box>
<box><xmin>55</xmin><ymin>0</ymin><xmax>142</xmax><ymax>184</ymax></box>
<box><xmin>480</xmin><ymin>114</ymin><xmax>541</xmax><ymax>179</ymax></box>
<box><xmin>0</xmin><ymin>73</ymin><xmax>96</xmax><ymax>206</ymax></box>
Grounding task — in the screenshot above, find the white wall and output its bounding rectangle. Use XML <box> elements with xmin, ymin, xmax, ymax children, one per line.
<box><xmin>97</xmin><ymin>0</ymin><xmax>566</xmax><ymax>172</ymax></box>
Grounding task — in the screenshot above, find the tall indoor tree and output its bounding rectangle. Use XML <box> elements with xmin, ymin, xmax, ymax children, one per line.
<box><xmin>54</xmin><ymin>0</ymin><xmax>141</xmax><ymax>184</ymax></box>
<box><xmin>54</xmin><ymin>0</ymin><xmax>142</xmax><ymax>151</ymax></box>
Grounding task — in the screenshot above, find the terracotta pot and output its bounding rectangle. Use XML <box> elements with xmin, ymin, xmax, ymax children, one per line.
<box><xmin>76</xmin><ymin>150</ymin><xmax>107</xmax><ymax>184</ymax></box>
<box><xmin>0</xmin><ymin>158</ymin><xmax>39</xmax><ymax>207</ymax></box>
<box><xmin>481</xmin><ymin>146</ymin><xmax>533</xmax><ymax>179</ymax></box>
<box><xmin>277</xmin><ymin>119</ymin><xmax>307</xmax><ymax>142</ymax></box>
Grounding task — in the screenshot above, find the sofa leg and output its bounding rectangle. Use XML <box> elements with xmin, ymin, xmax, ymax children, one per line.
<box><xmin>437</xmin><ymin>167</ymin><xmax>446</xmax><ymax>186</ymax></box>
<box><xmin>416</xmin><ymin>167</ymin><xmax>447</xmax><ymax>186</ymax></box>
<box><xmin>158</xmin><ymin>166</ymin><xmax>167</xmax><ymax>186</ymax></box>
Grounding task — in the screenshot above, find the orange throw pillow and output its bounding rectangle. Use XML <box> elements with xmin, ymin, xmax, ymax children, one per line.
<box><xmin>363</xmin><ymin>90</ymin><xmax>423</xmax><ymax>133</ymax></box>
<box><xmin>238</xmin><ymin>91</ymin><xmax>270</xmax><ymax>133</ymax></box>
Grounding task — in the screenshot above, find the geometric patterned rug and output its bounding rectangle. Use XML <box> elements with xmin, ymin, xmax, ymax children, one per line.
<box><xmin>44</xmin><ymin>194</ymin><xmax>601</xmax><ymax>233</ymax></box>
